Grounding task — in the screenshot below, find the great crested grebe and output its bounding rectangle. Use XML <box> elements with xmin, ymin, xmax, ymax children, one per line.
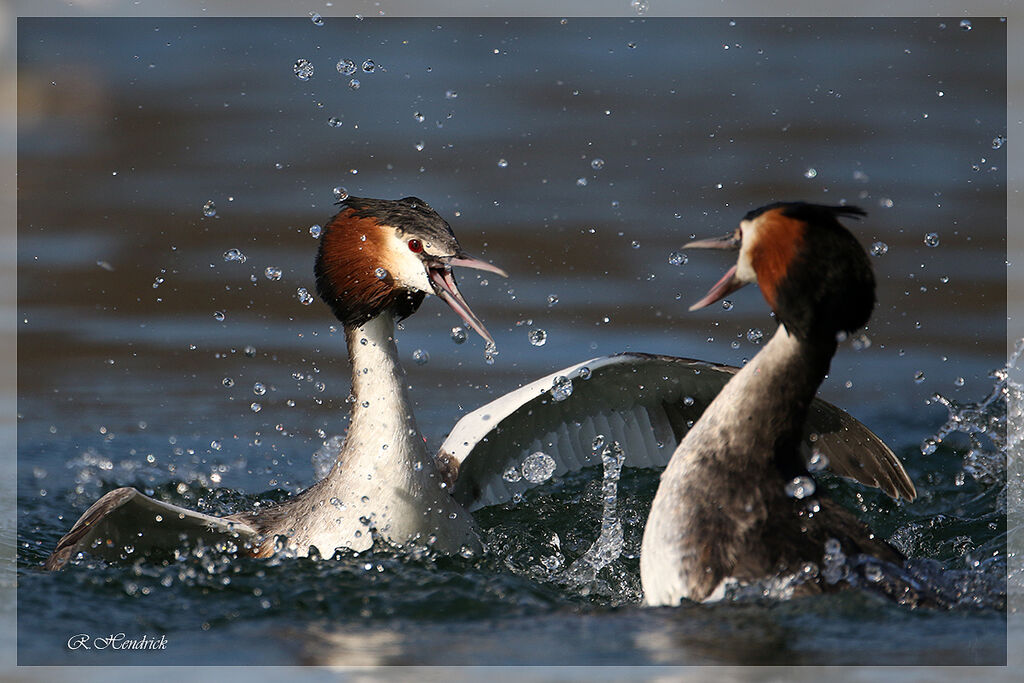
<box><xmin>47</xmin><ymin>197</ymin><xmax>913</xmax><ymax>591</ymax></box>
<box><xmin>46</xmin><ymin>196</ymin><xmax>506</xmax><ymax>569</ymax></box>
<box><xmin>639</xmin><ymin>201</ymin><xmax>908</xmax><ymax>605</ymax></box>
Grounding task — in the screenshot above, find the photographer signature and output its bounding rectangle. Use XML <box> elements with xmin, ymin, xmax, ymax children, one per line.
<box><xmin>67</xmin><ymin>633</ymin><xmax>168</xmax><ymax>651</ymax></box>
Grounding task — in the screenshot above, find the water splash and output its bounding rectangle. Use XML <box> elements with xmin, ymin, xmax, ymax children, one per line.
<box><xmin>559</xmin><ymin>441</ymin><xmax>626</xmax><ymax>586</ymax></box>
<box><xmin>921</xmin><ymin>338</ymin><xmax>1021</xmax><ymax>483</ymax></box>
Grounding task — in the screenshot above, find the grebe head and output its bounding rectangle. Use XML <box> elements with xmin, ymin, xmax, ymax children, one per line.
<box><xmin>685</xmin><ymin>201</ymin><xmax>875</xmax><ymax>340</ymax></box>
<box><xmin>314</xmin><ymin>196</ymin><xmax>507</xmax><ymax>343</ymax></box>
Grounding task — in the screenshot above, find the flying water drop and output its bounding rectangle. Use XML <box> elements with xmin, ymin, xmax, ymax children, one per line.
<box><xmin>550</xmin><ymin>375</ymin><xmax>573</xmax><ymax>401</ymax></box>
<box><xmin>784</xmin><ymin>476</ymin><xmax>816</xmax><ymax>499</ymax></box>
<box><xmin>521</xmin><ymin>451</ymin><xmax>556</xmax><ymax>483</ymax></box>
<box><xmin>293</xmin><ymin>59</ymin><xmax>314</xmax><ymax>81</ymax></box>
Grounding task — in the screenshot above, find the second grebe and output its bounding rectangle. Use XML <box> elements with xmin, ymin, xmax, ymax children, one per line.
<box><xmin>437</xmin><ymin>202</ymin><xmax>914</xmax><ymax>605</ymax></box>
<box><xmin>640</xmin><ymin>202</ymin><xmax>906</xmax><ymax>605</ymax></box>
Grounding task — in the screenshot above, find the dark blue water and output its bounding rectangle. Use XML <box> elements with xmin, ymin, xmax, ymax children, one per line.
<box><xmin>17</xmin><ymin>17</ymin><xmax>1006</xmax><ymax>666</ymax></box>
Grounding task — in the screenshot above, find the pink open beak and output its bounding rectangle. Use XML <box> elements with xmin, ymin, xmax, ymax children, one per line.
<box><xmin>683</xmin><ymin>231</ymin><xmax>746</xmax><ymax>311</ymax></box>
<box><xmin>428</xmin><ymin>254</ymin><xmax>507</xmax><ymax>345</ymax></box>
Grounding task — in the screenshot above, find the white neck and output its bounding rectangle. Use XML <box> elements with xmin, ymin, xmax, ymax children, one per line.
<box><xmin>336</xmin><ymin>313</ymin><xmax>426</xmax><ymax>470</ymax></box>
<box><xmin>276</xmin><ymin>312</ymin><xmax>479</xmax><ymax>557</ymax></box>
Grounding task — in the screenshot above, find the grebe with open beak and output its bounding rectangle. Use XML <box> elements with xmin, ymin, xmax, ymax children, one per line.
<box><xmin>46</xmin><ymin>196</ymin><xmax>506</xmax><ymax>568</ymax></box>
<box><xmin>640</xmin><ymin>202</ymin><xmax>911</xmax><ymax>605</ymax></box>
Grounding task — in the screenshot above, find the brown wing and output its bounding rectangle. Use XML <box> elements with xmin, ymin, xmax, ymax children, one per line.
<box><xmin>45</xmin><ymin>487</ymin><xmax>257</xmax><ymax>570</ymax></box>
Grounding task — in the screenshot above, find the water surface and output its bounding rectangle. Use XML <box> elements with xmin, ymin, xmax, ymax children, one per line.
<box><xmin>17</xmin><ymin>17</ymin><xmax>1007</xmax><ymax>666</ymax></box>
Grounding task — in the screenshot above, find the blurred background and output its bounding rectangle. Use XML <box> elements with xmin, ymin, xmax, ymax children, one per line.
<box><xmin>6</xmin><ymin>2</ymin><xmax>1020</xmax><ymax>674</ymax></box>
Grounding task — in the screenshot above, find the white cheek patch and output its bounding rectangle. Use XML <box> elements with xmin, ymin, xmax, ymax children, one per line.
<box><xmin>382</xmin><ymin>230</ymin><xmax>433</xmax><ymax>292</ymax></box>
<box><xmin>735</xmin><ymin>219</ymin><xmax>759</xmax><ymax>284</ymax></box>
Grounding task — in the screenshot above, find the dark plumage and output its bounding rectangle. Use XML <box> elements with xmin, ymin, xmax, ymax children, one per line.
<box><xmin>641</xmin><ymin>201</ymin><xmax>912</xmax><ymax>605</ymax></box>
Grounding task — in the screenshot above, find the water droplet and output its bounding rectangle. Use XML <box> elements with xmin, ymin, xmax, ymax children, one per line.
<box><xmin>590</xmin><ymin>158</ymin><xmax>605</xmax><ymax>170</ymax></box>
<box><xmin>683</xmin><ymin>396</ymin><xmax>695</xmax><ymax>406</ymax></box>
<box><xmin>253</xmin><ymin>382</ymin><xmax>266</xmax><ymax>396</ymax></box>
<box><xmin>631</xmin><ymin>240</ymin><xmax>640</xmax><ymax>249</ymax></box>
<box><xmin>293</xmin><ymin>58</ymin><xmax>314</xmax><ymax>81</ymax></box>
<box><xmin>521</xmin><ymin>451</ymin><xmax>556</xmax><ymax>483</ymax></box>
<box><xmin>264</xmin><ymin>266</ymin><xmax>283</xmax><ymax>281</ymax></box>
<box><xmin>309</xmin><ymin>224</ymin><xmax>322</xmax><ymax>238</ymax></box>
<box><xmin>444</xmin><ymin>89</ymin><xmax>458</xmax><ymax>99</ymax></box>
<box><xmin>484</xmin><ymin>341</ymin><xmax>498</xmax><ymax>365</ymax></box>
<box><xmin>576</xmin><ymin>177</ymin><xmax>588</xmax><ymax>187</ymax></box>
<box><xmin>746</xmin><ymin>328</ymin><xmax>764</xmax><ymax>344</ymax></box>
<box><xmin>502</xmin><ymin>466</ymin><xmax>522</xmax><ymax>483</ymax></box>
<box><xmin>784</xmin><ymin>476</ymin><xmax>816</xmax><ymax>499</ymax></box>
<box><xmin>546</xmin><ymin>294</ymin><xmax>559</xmax><ymax>307</ymax></box>
<box><xmin>450</xmin><ymin>326</ymin><xmax>467</xmax><ymax>344</ymax></box>
<box><xmin>333</xmin><ymin>186</ymin><xmax>349</xmax><ymax>201</ymax></box>
<box><xmin>870</xmin><ymin>241</ymin><xmax>888</xmax><ymax>256</ymax></box>
<box><xmin>924</xmin><ymin>232</ymin><xmax>940</xmax><ymax>247</ymax></box>
<box><xmin>374</xmin><ymin>267</ymin><xmax>388</xmax><ymax>280</ymax></box>
<box><xmin>630</xmin><ymin>0</ymin><xmax>649</xmax><ymax>16</ymax></box>
<box><xmin>310</xmin><ymin>12</ymin><xmax>324</xmax><ymax>26</ymax></box>
<box><xmin>668</xmin><ymin>251</ymin><xmax>688</xmax><ymax>266</ymax></box>
<box><xmin>804</xmin><ymin>167</ymin><xmax>818</xmax><ymax>179</ymax></box>
<box><xmin>497</xmin><ymin>158</ymin><xmax>509</xmax><ymax>168</ymax></box>
<box><xmin>920</xmin><ymin>437</ymin><xmax>938</xmax><ymax>455</ymax></box>
<box><xmin>721</xmin><ymin>300</ymin><xmax>734</xmax><ymax>311</ymax></box>
<box><xmin>297</xmin><ymin>287</ymin><xmax>314</xmax><ymax>305</ymax></box>
<box><xmin>550</xmin><ymin>375</ymin><xmax>573</xmax><ymax>401</ymax></box>
<box><xmin>528</xmin><ymin>328</ymin><xmax>548</xmax><ymax>346</ymax></box>
<box><xmin>348</xmin><ymin>78</ymin><xmax>360</xmax><ymax>90</ymax></box>
<box><xmin>807</xmin><ymin>450</ymin><xmax>829</xmax><ymax>472</ymax></box>
<box><xmin>851</xmin><ymin>332</ymin><xmax>872</xmax><ymax>350</ymax></box>
<box><xmin>327</xmin><ymin>116</ymin><xmax>343</xmax><ymax>128</ymax></box>
<box><xmin>959</xmin><ymin>19</ymin><xmax>972</xmax><ymax>31</ymax></box>
<box><xmin>414</xmin><ymin>141</ymin><xmax>425</xmax><ymax>151</ymax></box>
<box><xmin>213</xmin><ymin>310</ymin><xmax>226</xmax><ymax>322</ymax></box>
<box><xmin>250</xmin><ymin>402</ymin><xmax>262</xmax><ymax>413</ymax></box>
<box><xmin>223</xmin><ymin>248</ymin><xmax>246</xmax><ymax>263</ymax></box>
<box><xmin>410</xmin><ymin>349</ymin><xmax>430</xmax><ymax>366</ymax></box>
<box><xmin>413</xmin><ymin>112</ymin><xmax>425</xmax><ymax>122</ymax></box>
<box><xmin>992</xmin><ymin>134</ymin><xmax>1006</xmax><ymax>150</ymax></box>
<box><xmin>336</xmin><ymin>58</ymin><xmax>356</xmax><ymax>75</ymax></box>
<box><xmin>579</xmin><ymin>366</ymin><xmax>592</xmax><ymax>380</ymax></box>
<box><xmin>222</xmin><ymin>377</ymin><xmax>234</xmax><ymax>388</ymax></box>
<box><xmin>592</xmin><ymin>435</ymin><xmax>605</xmax><ymax>451</ymax></box>
<box><xmin>361</xmin><ymin>59</ymin><xmax>376</xmax><ymax>73</ymax></box>
<box><xmin>202</xmin><ymin>200</ymin><xmax>217</xmax><ymax>217</ymax></box>
<box><xmin>914</xmin><ymin>370</ymin><xmax>926</xmax><ymax>384</ymax></box>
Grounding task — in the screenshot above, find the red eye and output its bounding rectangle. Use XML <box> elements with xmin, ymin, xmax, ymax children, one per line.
<box><xmin>407</xmin><ymin>239</ymin><xmax>423</xmax><ymax>253</ymax></box>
